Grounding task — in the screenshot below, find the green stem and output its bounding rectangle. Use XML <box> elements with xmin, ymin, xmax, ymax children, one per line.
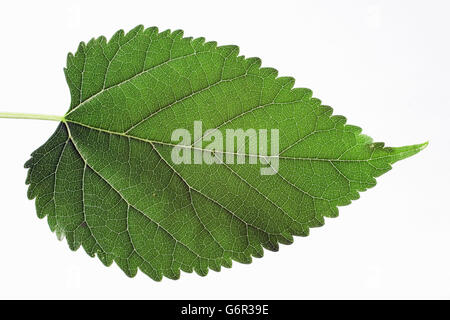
<box><xmin>0</xmin><ymin>112</ymin><xmax>65</xmax><ymax>122</ymax></box>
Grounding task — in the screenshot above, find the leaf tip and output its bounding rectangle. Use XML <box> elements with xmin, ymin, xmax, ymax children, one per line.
<box><xmin>418</xmin><ymin>140</ymin><xmax>429</xmax><ymax>151</ymax></box>
<box><xmin>387</xmin><ymin>141</ymin><xmax>428</xmax><ymax>164</ymax></box>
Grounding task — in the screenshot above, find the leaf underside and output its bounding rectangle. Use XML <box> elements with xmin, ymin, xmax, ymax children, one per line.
<box><xmin>25</xmin><ymin>25</ymin><xmax>426</xmax><ymax>281</ymax></box>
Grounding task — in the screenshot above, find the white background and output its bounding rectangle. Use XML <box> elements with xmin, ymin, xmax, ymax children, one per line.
<box><xmin>0</xmin><ymin>0</ymin><xmax>448</xmax><ymax>299</ymax></box>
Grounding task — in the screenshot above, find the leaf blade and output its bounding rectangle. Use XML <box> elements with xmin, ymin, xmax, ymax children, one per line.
<box><xmin>26</xmin><ymin>26</ymin><xmax>427</xmax><ymax>280</ymax></box>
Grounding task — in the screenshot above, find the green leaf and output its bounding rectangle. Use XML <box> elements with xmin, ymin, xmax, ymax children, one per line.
<box><xmin>25</xmin><ymin>25</ymin><xmax>427</xmax><ymax>280</ymax></box>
